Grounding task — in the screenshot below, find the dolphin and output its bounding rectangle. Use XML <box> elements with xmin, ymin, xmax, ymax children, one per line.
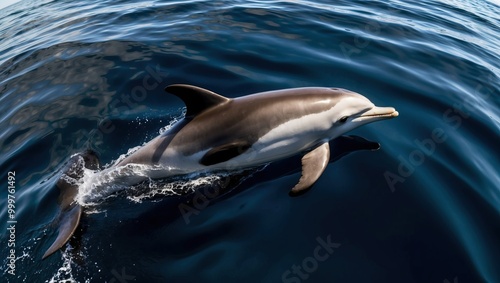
<box><xmin>113</xmin><ymin>84</ymin><xmax>398</xmax><ymax>194</ymax></box>
<box><xmin>42</xmin><ymin>84</ymin><xmax>398</xmax><ymax>259</ymax></box>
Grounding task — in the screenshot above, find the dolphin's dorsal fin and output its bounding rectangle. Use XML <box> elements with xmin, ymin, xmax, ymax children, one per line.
<box><xmin>289</xmin><ymin>142</ymin><xmax>330</xmax><ymax>196</ymax></box>
<box><xmin>165</xmin><ymin>84</ymin><xmax>231</xmax><ymax>118</ymax></box>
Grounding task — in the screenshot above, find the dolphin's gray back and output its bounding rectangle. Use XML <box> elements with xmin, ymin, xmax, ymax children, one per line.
<box><xmin>117</xmin><ymin>86</ymin><xmax>355</xmax><ymax>167</ymax></box>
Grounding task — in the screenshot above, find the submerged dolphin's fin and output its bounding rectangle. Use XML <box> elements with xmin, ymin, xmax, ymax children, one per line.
<box><xmin>330</xmin><ymin>135</ymin><xmax>379</xmax><ymax>161</ymax></box>
<box><xmin>200</xmin><ymin>141</ymin><xmax>251</xmax><ymax>166</ymax></box>
<box><xmin>165</xmin><ymin>84</ymin><xmax>231</xmax><ymax>118</ymax></box>
<box><xmin>42</xmin><ymin>150</ymin><xmax>100</xmax><ymax>260</ymax></box>
<box><xmin>289</xmin><ymin>142</ymin><xmax>330</xmax><ymax>196</ymax></box>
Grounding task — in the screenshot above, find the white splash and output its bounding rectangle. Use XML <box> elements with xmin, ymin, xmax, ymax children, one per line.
<box><xmin>46</xmin><ymin>246</ymin><xmax>89</xmax><ymax>283</ymax></box>
<box><xmin>159</xmin><ymin>108</ymin><xmax>185</xmax><ymax>135</ymax></box>
<box><xmin>110</xmin><ymin>145</ymin><xmax>142</xmax><ymax>167</ymax></box>
<box><xmin>125</xmin><ymin>173</ymin><xmax>225</xmax><ymax>203</ymax></box>
<box><xmin>75</xmin><ymin>163</ymin><xmax>168</xmax><ymax>205</ymax></box>
<box><xmin>74</xmin><ymin>161</ymin><xmax>234</xmax><ymax>206</ymax></box>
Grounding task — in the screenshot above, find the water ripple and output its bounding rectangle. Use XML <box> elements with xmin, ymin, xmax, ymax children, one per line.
<box><xmin>0</xmin><ymin>0</ymin><xmax>499</xmax><ymax>282</ymax></box>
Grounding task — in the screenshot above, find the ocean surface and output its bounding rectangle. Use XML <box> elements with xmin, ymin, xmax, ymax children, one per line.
<box><xmin>0</xmin><ymin>0</ymin><xmax>499</xmax><ymax>282</ymax></box>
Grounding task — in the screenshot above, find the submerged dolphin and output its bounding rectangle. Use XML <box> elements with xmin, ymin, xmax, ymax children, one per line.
<box><xmin>42</xmin><ymin>84</ymin><xmax>398</xmax><ymax>259</ymax></box>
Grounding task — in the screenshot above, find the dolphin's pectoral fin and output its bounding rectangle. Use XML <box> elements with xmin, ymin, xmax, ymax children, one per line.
<box><xmin>289</xmin><ymin>142</ymin><xmax>330</xmax><ymax>197</ymax></box>
<box><xmin>200</xmin><ymin>141</ymin><xmax>251</xmax><ymax>166</ymax></box>
<box><xmin>165</xmin><ymin>84</ymin><xmax>231</xmax><ymax>118</ymax></box>
<box><xmin>42</xmin><ymin>203</ymin><xmax>82</xmax><ymax>259</ymax></box>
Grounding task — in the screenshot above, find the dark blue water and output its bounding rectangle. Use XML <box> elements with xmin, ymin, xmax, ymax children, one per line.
<box><xmin>1</xmin><ymin>0</ymin><xmax>499</xmax><ymax>282</ymax></box>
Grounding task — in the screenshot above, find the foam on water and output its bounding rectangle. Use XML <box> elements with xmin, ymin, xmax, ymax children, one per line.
<box><xmin>110</xmin><ymin>145</ymin><xmax>143</xmax><ymax>166</ymax></box>
<box><xmin>47</xmin><ymin>249</ymin><xmax>77</xmax><ymax>283</ymax></box>
<box><xmin>159</xmin><ymin>108</ymin><xmax>185</xmax><ymax>135</ymax></box>
<box><xmin>125</xmin><ymin>173</ymin><xmax>226</xmax><ymax>203</ymax></box>
<box><xmin>75</xmin><ymin>163</ymin><xmax>168</xmax><ymax>205</ymax></box>
<box><xmin>74</xmin><ymin>108</ymin><xmax>197</xmax><ymax>205</ymax></box>
<box><xmin>47</xmin><ymin>247</ymin><xmax>91</xmax><ymax>283</ymax></box>
<box><xmin>75</xmin><ymin>163</ymin><xmax>241</xmax><ymax>206</ymax></box>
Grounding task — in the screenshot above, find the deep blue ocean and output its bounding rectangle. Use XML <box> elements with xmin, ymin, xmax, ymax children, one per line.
<box><xmin>1</xmin><ymin>0</ymin><xmax>499</xmax><ymax>282</ymax></box>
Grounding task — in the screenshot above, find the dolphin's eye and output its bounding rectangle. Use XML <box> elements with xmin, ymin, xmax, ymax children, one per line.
<box><xmin>339</xmin><ymin>116</ymin><xmax>349</xmax><ymax>123</ymax></box>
